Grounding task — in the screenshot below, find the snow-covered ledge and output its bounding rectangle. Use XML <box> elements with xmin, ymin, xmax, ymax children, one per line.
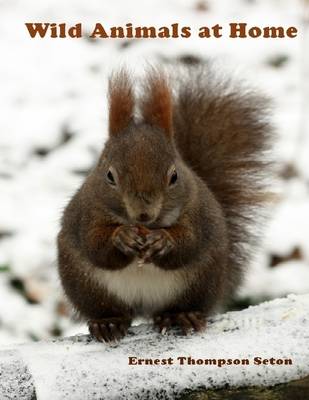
<box><xmin>0</xmin><ymin>294</ymin><xmax>308</xmax><ymax>400</ymax></box>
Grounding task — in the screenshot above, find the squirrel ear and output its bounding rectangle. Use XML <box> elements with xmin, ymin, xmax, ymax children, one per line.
<box><xmin>140</xmin><ymin>70</ymin><xmax>173</xmax><ymax>137</ymax></box>
<box><xmin>108</xmin><ymin>69</ymin><xmax>134</xmax><ymax>136</ymax></box>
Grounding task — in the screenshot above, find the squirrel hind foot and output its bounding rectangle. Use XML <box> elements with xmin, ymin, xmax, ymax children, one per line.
<box><xmin>154</xmin><ymin>311</ymin><xmax>207</xmax><ymax>336</ymax></box>
<box><xmin>88</xmin><ymin>316</ymin><xmax>132</xmax><ymax>343</ymax></box>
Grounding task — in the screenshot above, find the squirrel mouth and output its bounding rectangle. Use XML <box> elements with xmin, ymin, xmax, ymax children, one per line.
<box><xmin>133</xmin><ymin>217</ymin><xmax>157</xmax><ymax>227</ymax></box>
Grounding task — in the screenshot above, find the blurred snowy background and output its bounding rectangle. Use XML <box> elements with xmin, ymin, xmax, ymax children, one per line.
<box><xmin>0</xmin><ymin>0</ymin><xmax>308</xmax><ymax>345</ymax></box>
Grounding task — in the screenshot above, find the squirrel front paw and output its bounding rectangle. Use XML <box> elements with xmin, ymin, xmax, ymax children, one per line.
<box><xmin>142</xmin><ymin>229</ymin><xmax>175</xmax><ymax>263</ymax></box>
<box><xmin>112</xmin><ymin>225</ymin><xmax>145</xmax><ymax>257</ymax></box>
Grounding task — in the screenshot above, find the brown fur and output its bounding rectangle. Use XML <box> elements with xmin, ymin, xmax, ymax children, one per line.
<box><xmin>172</xmin><ymin>66</ymin><xmax>273</xmax><ymax>290</ymax></box>
<box><xmin>140</xmin><ymin>69</ymin><xmax>173</xmax><ymax>136</ymax></box>
<box><xmin>108</xmin><ymin>69</ymin><xmax>134</xmax><ymax>135</ymax></box>
<box><xmin>57</xmin><ymin>64</ymin><xmax>273</xmax><ymax>342</ymax></box>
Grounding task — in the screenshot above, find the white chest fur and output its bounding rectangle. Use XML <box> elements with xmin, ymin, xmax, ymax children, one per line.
<box><xmin>93</xmin><ymin>259</ymin><xmax>188</xmax><ymax>315</ymax></box>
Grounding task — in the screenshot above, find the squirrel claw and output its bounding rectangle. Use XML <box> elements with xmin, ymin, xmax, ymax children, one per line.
<box><xmin>88</xmin><ymin>317</ymin><xmax>131</xmax><ymax>343</ymax></box>
<box><xmin>143</xmin><ymin>229</ymin><xmax>174</xmax><ymax>262</ymax></box>
<box><xmin>112</xmin><ymin>225</ymin><xmax>145</xmax><ymax>257</ymax></box>
<box><xmin>154</xmin><ymin>311</ymin><xmax>206</xmax><ymax>335</ymax></box>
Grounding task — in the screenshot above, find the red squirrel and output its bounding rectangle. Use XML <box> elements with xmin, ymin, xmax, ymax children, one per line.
<box><xmin>57</xmin><ymin>65</ymin><xmax>272</xmax><ymax>342</ymax></box>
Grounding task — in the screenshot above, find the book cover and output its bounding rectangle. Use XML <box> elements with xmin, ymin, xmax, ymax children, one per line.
<box><xmin>0</xmin><ymin>0</ymin><xmax>308</xmax><ymax>399</ymax></box>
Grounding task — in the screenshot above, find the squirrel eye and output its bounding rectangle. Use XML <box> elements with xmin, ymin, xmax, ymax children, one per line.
<box><xmin>107</xmin><ymin>169</ymin><xmax>116</xmax><ymax>185</ymax></box>
<box><xmin>169</xmin><ymin>170</ymin><xmax>178</xmax><ymax>186</ymax></box>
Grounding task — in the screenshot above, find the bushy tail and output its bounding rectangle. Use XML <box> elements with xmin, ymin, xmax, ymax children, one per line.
<box><xmin>172</xmin><ymin>65</ymin><xmax>274</xmax><ymax>275</ymax></box>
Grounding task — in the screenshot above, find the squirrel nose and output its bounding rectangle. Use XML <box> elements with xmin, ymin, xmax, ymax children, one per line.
<box><xmin>137</xmin><ymin>213</ymin><xmax>151</xmax><ymax>223</ymax></box>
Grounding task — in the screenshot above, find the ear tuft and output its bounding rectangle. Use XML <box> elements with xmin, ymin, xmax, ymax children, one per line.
<box><xmin>140</xmin><ymin>69</ymin><xmax>173</xmax><ymax>137</ymax></box>
<box><xmin>108</xmin><ymin>69</ymin><xmax>134</xmax><ymax>136</ymax></box>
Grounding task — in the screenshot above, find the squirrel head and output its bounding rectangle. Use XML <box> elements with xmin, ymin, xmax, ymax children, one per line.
<box><xmin>95</xmin><ymin>68</ymin><xmax>190</xmax><ymax>227</ymax></box>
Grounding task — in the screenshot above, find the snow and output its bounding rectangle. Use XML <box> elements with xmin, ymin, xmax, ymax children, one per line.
<box><xmin>1</xmin><ymin>294</ymin><xmax>309</xmax><ymax>399</ymax></box>
<box><xmin>0</xmin><ymin>0</ymin><xmax>309</xmax><ymax>345</ymax></box>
